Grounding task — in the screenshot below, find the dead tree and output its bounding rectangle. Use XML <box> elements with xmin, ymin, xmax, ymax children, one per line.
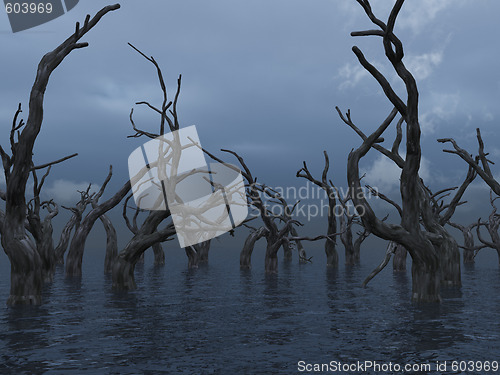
<box><xmin>272</xmin><ymin>190</ymin><xmax>308</xmax><ymax>262</ymax></box>
<box><xmin>250</xmin><ymin>183</ymin><xmax>298</xmax><ymax>273</ymax></box>
<box><xmin>475</xmin><ymin>191</ymin><xmax>500</xmax><ymax>263</ymax></box>
<box><xmin>448</xmin><ymin>221</ymin><xmax>485</xmax><ymax>264</ymax></box>
<box><xmin>27</xmin><ymin>198</ymin><xmax>59</xmax><ymax>283</ymax></box>
<box><xmin>26</xmin><ymin>165</ymin><xmax>58</xmax><ymax>282</ymax></box>
<box><xmin>365</xmin><ymin>184</ymin><xmax>408</xmax><ymax>271</ymax></box>
<box><xmin>113</xmin><ymin>211</ymin><xmax>176</xmax><ymax>290</ymax></box>
<box><xmin>185</xmin><ymin>240</ymin><xmax>212</xmax><ymax>268</ymax></box>
<box><xmin>54</xmin><ymin>186</ymin><xmax>93</xmax><ymax>264</ymax></box>
<box><xmin>0</xmin><ymin>5</ymin><xmax>120</xmax><ymax>305</ymax></box>
<box><xmin>200</xmin><ymin>147</ymin><xmax>296</xmax><ymax>272</ymax></box>
<box><xmin>66</xmin><ymin>166</ymin><xmax>132</xmax><ymax>277</ymax></box>
<box><xmin>89</xmin><ymin>174</ymin><xmax>118</xmax><ymax>274</ymax></box>
<box><xmin>339</xmin><ymin>0</ymin><xmax>468</xmax><ymax>301</ymax></box>
<box><xmin>438</xmin><ymin>130</ymin><xmax>500</xmax><ymax>261</ymax></box>
<box><xmin>297</xmin><ymin>151</ymin><xmax>338</xmax><ymax>266</ymax></box>
<box><xmin>112</xmin><ymin>44</ymin><xmax>190</xmax><ymax>289</ymax></box>
<box><xmin>438</xmin><ymin>128</ymin><xmax>500</xmax><ymax>196</ymax></box>
<box><xmin>203</xmin><ymin>148</ymin><xmax>327</xmax><ymax>272</ymax></box>
<box><xmin>391</xmin><ymin>242</ymin><xmax>408</xmax><ymax>271</ymax></box>
<box><xmin>335</xmin><ymin>189</ymin><xmax>370</xmax><ymax>265</ymax></box>
<box><xmin>123</xmin><ymin>194</ymin><xmax>166</xmax><ymax>266</ymax></box>
<box><xmin>366</xmin><ymin>162</ymin><xmax>474</xmax><ymax>273</ymax></box>
<box><xmin>240</xmin><ymin>226</ymin><xmax>269</xmax><ymax>268</ymax></box>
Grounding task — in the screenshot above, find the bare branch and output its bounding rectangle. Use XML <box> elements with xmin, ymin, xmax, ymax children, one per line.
<box><xmin>366</xmin><ymin>184</ymin><xmax>402</xmax><ymax>217</ymax></box>
<box><xmin>438</xmin><ymin>129</ymin><xmax>500</xmax><ymax>196</ymax></box>
<box><xmin>362</xmin><ymin>241</ymin><xmax>396</xmax><ymax>287</ymax></box>
<box><xmin>31</xmin><ymin>153</ymin><xmax>78</xmax><ymax>171</ymax></box>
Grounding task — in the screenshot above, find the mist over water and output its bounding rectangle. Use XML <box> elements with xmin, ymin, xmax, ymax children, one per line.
<box><xmin>1</xmin><ymin>243</ymin><xmax>499</xmax><ymax>374</ymax></box>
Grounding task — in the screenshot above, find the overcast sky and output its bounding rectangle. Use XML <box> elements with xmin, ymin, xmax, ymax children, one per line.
<box><xmin>1</xmin><ymin>0</ymin><xmax>500</xmax><ymax>248</ymax></box>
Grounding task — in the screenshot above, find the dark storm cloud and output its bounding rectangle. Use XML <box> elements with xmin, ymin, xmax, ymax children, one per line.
<box><xmin>1</xmin><ymin>0</ymin><xmax>500</xmax><ymax>226</ymax></box>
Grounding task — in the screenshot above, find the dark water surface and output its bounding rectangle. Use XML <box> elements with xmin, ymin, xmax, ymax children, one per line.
<box><xmin>1</xmin><ymin>245</ymin><xmax>499</xmax><ymax>374</ymax></box>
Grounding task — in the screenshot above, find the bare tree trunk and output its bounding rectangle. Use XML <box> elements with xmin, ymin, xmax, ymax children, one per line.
<box><xmin>462</xmin><ymin>231</ymin><xmax>475</xmax><ymax>263</ymax></box>
<box><xmin>112</xmin><ymin>212</ymin><xmax>174</xmax><ymax>290</ymax></box>
<box><xmin>99</xmin><ymin>213</ymin><xmax>117</xmax><ymax>274</ymax></box>
<box><xmin>297</xmin><ymin>151</ymin><xmax>338</xmax><ymax>266</ymax></box>
<box><xmin>55</xmin><ymin>214</ymin><xmax>78</xmax><ymax>264</ymax></box>
<box><xmin>2</xmin><ymin>223</ymin><xmax>43</xmax><ymax>305</ymax></box>
<box><xmin>289</xmin><ymin>226</ymin><xmax>307</xmax><ymax>262</ymax></box>
<box><xmin>338</xmin><ymin>0</ymin><xmax>472</xmax><ymax>301</ymax></box>
<box><xmin>265</xmin><ymin>235</ymin><xmax>281</xmax><ymax>274</ymax></box>
<box><xmin>0</xmin><ymin>5</ymin><xmax>120</xmax><ymax>305</ymax></box>
<box><xmin>282</xmin><ymin>243</ymin><xmax>293</xmax><ymax>261</ymax></box>
<box><xmin>336</xmin><ymin>189</ymin><xmax>365</xmax><ymax>265</ymax></box>
<box><xmin>437</xmin><ymin>230</ymin><xmax>461</xmax><ymax>286</ymax></box>
<box><xmin>474</xmin><ymin>194</ymin><xmax>500</xmax><ymax>264</ymax></box>
<box><xmin>411</xmin><ymin>260</ymin><xmax>441</xmax><ymax>303</ymax></box>
<box><xmin>26</xmin><ymin>198</ymin><xmax>59</xmax><ymax>283</ymax></box>
<box><xmin>54</xmin><ymin>187</ymin><xmax>92</xmax><ymax>264</ymax></box>
<box><xmin>184</xmin><ymin>240</ymin><xmax>211</xmax><ymax>268</ymax></box>
<box><xmin>325</xmin><ymin>207</ymin><xmax>339</xmax><ymax>267</ymax></box>
<box><xmin>392</xmin><ymin>242</ymin><xmax>407</xmax><ymax>272</ymax></box>
<box><xmin>353</xmin><ymin>228</ymin><xmax>369</xmax><ymax>264</ymax></box>
<box><xmin>66</xmin><ymin>180</ymin><xmax>131</xmax><ymax>277</ymax></box>
<box><xmin>448</xmin><ymin>222</ymin><xmax>482</xmax><ymax>264</ymax></box>
<box><xmin>240</xmin><ymin>227</ymin><xmax>267</xmax><ymax>268</ymax></box>
<box><xmin>185</xmin><ymin>247</ymin><xmax>199</xmax><ymax>269</ymax></box>
<box><xmin>111</xmin><ymin>256</ymin><xmax>136</xmax><ymax>290</ymax></box>
<box><xmin>66</xmin><ymin>219</ymin><xmax>95</xmax><ymax>277</ymax></box>
<box><xmin>341</xmin><ymin>223</ymin><xmax>356</xmax><ymax>266</ymax></box>
<box><xmin>152</xmin><ymin>243</ymin><xmax>165</xmax><ymax>265</ymax></box>
<box><xmin>197</xmin><ymin>240</ymin><xmax>211</xmax><ymax>263</ymax></box>
<box><xmin>39</xmin><ymin>218</ymin><xmax>56</xmax><ymax>282</ymax></box>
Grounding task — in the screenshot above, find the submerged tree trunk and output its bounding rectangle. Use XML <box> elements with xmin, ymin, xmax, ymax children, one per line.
<box><xmin>411</xmin><ymin>260</ymin><xmax>441</xmax><ymax>303</ymax></box>
<box><xmin>112</xmin><ymin>226</ymin><xmax>175</xmax><ymax>290</ymax></box>
<box><xmin>296</xmin><ymin>151</ymin><xmax>338</xmax><ymax>267</ymax></box>
<box><xmin>392</xmin><ymin>242</ymin><xmax>407</xmax><ymax>272</ymax></box>
<box><xmin>282</xmin><ymin>243</ymin><xmax>293</xmax><ymax>261</ymax></box>
<box><xmin>289</xmin><ymin>226</ymin><xmax>307</xmax><ymax>262</ymax></box>
<box><xmin>197</xmin><ymin>240</ymin><xmax>211</xmax><ymax>263</ymax></box>
<box><xmin>185</xmin><ymin>247</ymin><xmax>199</xmax><ymax>269</ymax></box>
<box><xmin>66</xmin><ymin>180</ymin><xmax>131</xmax><ymax>277</ymax></box>
<box><xmin>265</xmin><ymin>235</ymin><xmax>282</xmax><ymax>274</ymax></box>
<box><xmin>99</xmin><ymin>213</ymin><xmax>117</xmax><ymax>274</ymax></box>
<box><xmin>39</xmin><ymin>219</ymin><xmax>56</xmax><ymax>282</ymax></box>
<box><xmin>2</xmin><ymin>226</ymin><xmax>43</xmax><ymax>305</ymax></box>
<box><xmin>448</xmin><ymin>222</ymin><xmax>483</xmax><ymax>265</ymax></box>
<box><xmin>353</xmin><ymin>228</ymin><xmax>369</xmax><ymax>264</ymax></box>
<box><xmin>55</xmin><ymin>214</ymin><xmax>79</xmax><ymax>264</ymax></box>
<box><xmin>0</xmin><ymin>5</ymin><xmax>120</xmax><ymax>305</ymax></box>
<box><xmin>325</xmin><ymin>210</ymin><xmax>339</xmax><ymax>267</ymax></box>
<box><xmin>112</xmin><ymin>257</ymin><xmax>137</xmax><ymax>290</ymax></box>
<box><xmin>112</xmin><ymin>212</ymin><xmax>174</xmax><ymax>290</ymax></box>
<box><xmin>462</xmin><ymin>230</ymin><xmax>475</xmax><ymax>264</ymax></box>
<box><xmin>437</xmin><ymin>230</ymin><xmax>461</xmax><ymax>286</ymax></box>
<box><xmin>184</xmin><ymin>240</ymin><xmax>211</xmax><ymax>268</ymax></box>
<box><xmin>152</xmin><ymin>243</ymin><xmax>165</xmax><ymax>265</ymax></box>
<box><xmin>338</xmin><ymin>0</ymin><xmax>475</xmax><ymax>302</ymax></box>
<box><xmin>340</xmin><ymin>220</ymin><xmax>355</xmax><ymax>265</ymax></box>
<box><xmin>240</xmin><ymin>227</ymin><xmax>267</xmax><ymax>268</ymax></box>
